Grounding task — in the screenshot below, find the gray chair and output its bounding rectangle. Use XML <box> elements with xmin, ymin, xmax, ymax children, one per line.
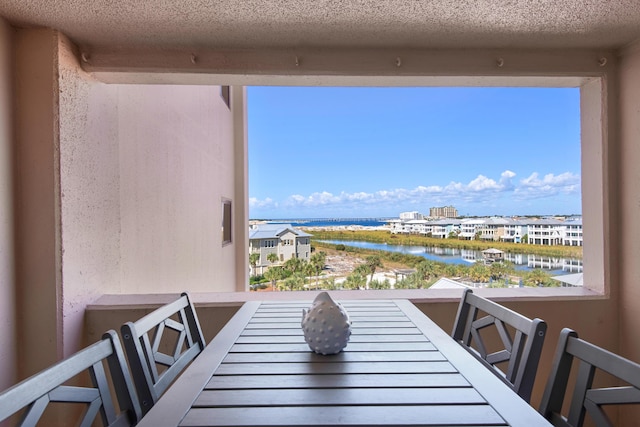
<box><xmin>121</xmin><ymin>292</ymin><xmax>205</xmax><ymax>416</ymax></box>
<box><xmin>452</xmin><ymin>288</ymin><xmax>547</xmax><ymax>402</ymax></box>
<box><xmin>539</xmin><ymin>328</ymin><xmax>640</xmax><ymax>427</ymax></box>
<box><xmin>0</xmin><ymin>330</ymin><xmax>140</xmax><ymax>427</ymax></box>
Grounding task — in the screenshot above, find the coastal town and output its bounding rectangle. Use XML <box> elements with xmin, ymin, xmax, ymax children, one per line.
<box><xmin>248</xmin><ymin>207</ymin><xmax>584</xmax><ymax>291</ymax></box>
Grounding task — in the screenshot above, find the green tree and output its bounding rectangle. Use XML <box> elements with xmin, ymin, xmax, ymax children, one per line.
<box><xmin>369</xmin><ymin>279</ymin><xmax>391</xmax><ymax>289</ymax></box>
<box><xmin>321</xmin><ymin>277</ymin><xmax>337</xmax><ymax>290</ymax></box>
<box><xmin>264</xmin><ymin>266</ymin><xmax>286</xmax><ymax>291</ymax></box>
<box><xmin>267</xmin><ymin>252</ymin><xmax>279</xmax><ymax>265</ymax></box>
<box><xmin>343</xmin><ymin>270</ymin><xmax>367</xmax><ymax>289</ymax></box>
<box><xmin>396</xmin><ymin>274</ymin><xmax>421</xmax><ymax>289</ymax></box>
<box><xmin>309</xmin><ymin>251</ymin><xmax>327</xmax><ymax>288</ymax></box>
<box><xmin>249</xmin><ymin>252</ymin><xmax>260</xmax><ymax>277</ymax></box>
<box><xmin>416</xmin><ymin>260</ymin><xmax>439</xmax><ymax>282</ymax></box>
<box><xmin>489</xmin><ymin>261</ymin><xmax>515</xmax><ymax>281</ymax></box>
<box><xmin>280</xmin><ymin>273</ymin><xmax>305</xmax><ymax>291</ymax></box>
<box><xmin>365</xmin><ymin>255</ymin><xmax>383</xmax><ymax>285</ymax></box>
<box><xmin>443</xmin><ymin>263</ymin><xmax>464</xmax><ymax>278</ymax></box>
<box><xmin>283</xmin><ymin>257</ymin><xmax>304</xmax><ymax>275</ymax></box>
<box><xmin>469</xmin><ymin>262</ymin><xmax>491</xmax><ymax>283</ymax></box>
<box><xmin>523</xmin><ymin>269</ymin><xmax>555</xmax><ymax>287</ymax></box>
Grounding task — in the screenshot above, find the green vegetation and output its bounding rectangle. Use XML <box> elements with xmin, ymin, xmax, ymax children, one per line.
<box><xmin>308</xmin><ymin>229</ymin><xmax>582</xmax><ymax>259</ymax></box>
<box><xmin>310</xmin><ymin>240</ymin><xmax>560</xmax><ymax>289</ymax></box>
<box><xmin>249</xmin><ymin>233</ymin><xmax>565</xmax><ymax>291</ymax></box>
<box><xmin>249</xmin><ymin>252</ymin><xmax>260</xmax><ymax>277</ymax></box>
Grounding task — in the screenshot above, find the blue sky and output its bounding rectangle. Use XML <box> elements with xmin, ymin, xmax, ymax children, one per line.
<box><xmin>248</xmin><ymin>86</ymin><xmax>581</xmax><ymax>219</ymax></box>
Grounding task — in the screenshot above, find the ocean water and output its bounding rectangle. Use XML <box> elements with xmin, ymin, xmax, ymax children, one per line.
<box><xmin>266</xmin><ymin>218</ymin><xmax>391</xmax><ymax>228</ymax></box>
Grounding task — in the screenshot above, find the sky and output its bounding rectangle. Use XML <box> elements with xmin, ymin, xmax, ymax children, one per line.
<box><xmin>248</xmin><ymin>86</ymin><xmax>581</xmax><ymax>220</ymax></box>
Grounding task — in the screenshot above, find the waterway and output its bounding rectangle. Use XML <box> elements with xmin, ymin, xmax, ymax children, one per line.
<box><xmin>319</xmin><ymin>240</ymin><xmax>582</xmax><ymax>276</ymax></box>
<box><xmin>267</xmin><ymin>218</ymin><xmax>391</xmax><ymax>228</ymax></box>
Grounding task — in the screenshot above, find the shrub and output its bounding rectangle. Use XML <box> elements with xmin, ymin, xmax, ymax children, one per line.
<box><xmin>249</xmin><ymin>275</ymin><xmax>266</xmax><ymax>285</ymax></box>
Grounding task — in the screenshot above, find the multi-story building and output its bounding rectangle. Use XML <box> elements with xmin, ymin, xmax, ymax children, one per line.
<box><xmin>399</xmin><ymin>211</ymin><xmax>424</xmax><ymax>221</ymax></box>
<box><xmin>390</xmin><ymin>215</ymin><xmax>581</xmax><ymax>246</ymax></box>
<box><xmin>478</xmin><ymin>217</ymin><xmax>510</xmax><ymax>242</ymax></box>
<box><xmin>387</xmin><ymin>219</ymin><xmax>407</xmax><ymax>234</ymax></box>
<box><xmin>501</xmin><ymin>220</ymin><xmax>528</xmax><ymax>243</ymax></box>
<box><xmin>430</xmin><ymin>218</ymin><xmax>462</xmax><ymax>239</ymax></box>
<box><xmin>563</xmin><ymin>219</ymin><xmax>583</xmax><ymax>246</ymax></box>
<box><xmin>459</xmin><ymin>219</ymin><xmax>485</xmax><ymax>240</ymax></box>
<box><xmin>527</xmin><ymin>219</ymin><xmax>566</xmax><ymax>246</ymax></box>
<box><xmin>249</xmin><ymin>224</ymin><xmax>311</xmax><ymax>275</ymax></box>
<box><xmin>429</xmin><ymin>206</ymin><xmax>458</xmax><ymax>218</ymax></box>
<box><xmin>405</xmin><ymin>219</ymin><xmax>430</xmax><ymax>234</ymax></box>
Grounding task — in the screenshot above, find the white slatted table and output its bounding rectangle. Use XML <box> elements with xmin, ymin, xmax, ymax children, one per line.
<box><xmin>136</xmin><ymin>299</ymin><xmax>551</xmax><ymax>427</ymax></box>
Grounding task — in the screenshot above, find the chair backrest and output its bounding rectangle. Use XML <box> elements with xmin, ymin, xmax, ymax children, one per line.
<box><xmin>0</xmin><ymin>330</ymin><xmax>140</xmax><ymax>427</ymax></box>
<box><xmin>121</xmin><ymin>292</ymin><xmax>205</xmax><ymax>416</ymax></box>
<box><xmin>539</xmin><ymin>328</ymin><xmax>640</xmax><ymax>427</ymax></box>
<box><xmin>451</xmin><ymin>288</ymin><xmax>547</xmax><ymax>402</ymax></box>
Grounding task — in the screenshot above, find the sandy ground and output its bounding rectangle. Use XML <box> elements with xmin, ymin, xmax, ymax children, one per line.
<box><xmin>321</xmin><ymin>252</ymin><xmax>399</xmax><ymax>285</ymax></box>
<box><xmin>257</xmin><ymin>250</ymin><xmax>402</xmax><ymax>291</ymax></box>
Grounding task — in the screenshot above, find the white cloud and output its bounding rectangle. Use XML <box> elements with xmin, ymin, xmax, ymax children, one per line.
<box><xmin>515</xmin><ymin>172</ymin><xmax>581</xmax><ymax>199</ymax></box>
<box><xmin>249</xmin><ymin>197</ymin><xmax>277</xmax><ymax>209</ymax></box>
<box><xmin>252</xmin><ymin>169</ymin><xmax>581</xmax><ymax>216</ymax></box>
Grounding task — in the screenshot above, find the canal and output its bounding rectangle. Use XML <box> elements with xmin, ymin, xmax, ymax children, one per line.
<box><xmin>320</xmin><ymin>240</ymin><xmax>582</xmax><ymax>276</ymax></box>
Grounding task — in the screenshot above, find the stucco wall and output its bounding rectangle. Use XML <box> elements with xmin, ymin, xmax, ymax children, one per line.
<box><xmin>117</xmin><ymin>84</ymin><xmax>237</xmax><ymax>293</ymax></box>
<box><xmin>619</xmin><ymin>40</ymin><xmax>640</xmax><ymax>419</ymax></box>
<box><xmin>56</xmin><ymin>39</ymin><xmax>239</xmax><ymax>357</ymax></box>
<box><xmin>0</xmin><ymin>16</ymin><xmax>15</xmax><ymax>391</ymax></box>
<box><xmin>10</xmin><ymin>30</ymin><xmax>241</xmax><ymax>384</ymax></box>
<box><xmin>57</xmin><ymin>35</ymin><xmax>121</xmax><ymax>354</ymax></box>
<box><xmin>14</xmin><ymin>29</ymin><xmax>61</xmax><ymax>379</ymax></box>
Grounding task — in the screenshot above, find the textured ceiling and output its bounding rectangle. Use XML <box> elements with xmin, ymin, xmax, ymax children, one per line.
<box><xmin>2</xmin><ymin>0</ymin><xmax>640</xmax><ymax>51</ymax></box>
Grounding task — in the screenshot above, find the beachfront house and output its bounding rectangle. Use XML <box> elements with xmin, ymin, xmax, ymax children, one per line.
<box><xmin>3</xmin><ymin>3</ymin><xmax>640</xmax><ymax>425</ymax></box>
<box><xmin>459</xmin><ymin>218</ymin><xmax>485</xmax><ymax>240</ymax></box>
<box><xmin>430</xmin><ymin>218</ymin><xmax>462</xmax><ymax>239</ymax></box>
<box><xmin>500</xmin><ymin>220</ymin><xmax>528</xmax><ymax>244</ymax></box>
<box><xmin>249</xmin><ymin>224</ymin><xmax>312</xmax><ymax>275</ymax></box>
<box><xmin>406</xmin><ymin>219</ymin><xmax>429</xmax><ymax>235</ymax></box>
<box><xmin>387</xmin><ymin>219</ymin><xmax>405</xmax><ymax>234</ymax></box>
<box><xmin>527</xmin><ymin>218</ymin><xmax>566</xmax><ymax>246</ymax></box>
<box><xmin>478</xmin><ymin>217</ymin><xmax>510</xmax><ymax>241</ymax></box>
<box><xmin>563</xmin><ymin>219</ymin><xmax>583</xmax><ymax>246</ymax></box>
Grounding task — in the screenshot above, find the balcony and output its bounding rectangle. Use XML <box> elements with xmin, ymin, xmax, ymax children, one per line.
<box><xmin>2</xmin><ymin>4</ymin><xmax>640</xmax><ymax>424</ymax></box>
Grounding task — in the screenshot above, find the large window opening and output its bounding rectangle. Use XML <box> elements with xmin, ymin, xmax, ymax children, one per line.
<box><xmin>247</xmin><ymin>86</ymin><xmax>586</xmax><ymax>292</ymax></box>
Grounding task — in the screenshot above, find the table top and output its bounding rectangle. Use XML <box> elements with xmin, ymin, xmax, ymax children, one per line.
<box><xmin>136</xmin><ymin>298</ymin><xmax>551</xmax><ymax>427</ymax></box>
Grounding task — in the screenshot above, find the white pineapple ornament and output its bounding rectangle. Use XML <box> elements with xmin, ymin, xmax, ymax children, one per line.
<box><xmin>301</xmin><ymin>292</ymin><xmax>352</xmax><ymax>355</ymax></box>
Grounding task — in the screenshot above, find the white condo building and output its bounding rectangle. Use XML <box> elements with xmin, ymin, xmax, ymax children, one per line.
<box><xmin>390</xmin><ymin>214</ymin><xmax>582</xmax><ymax>246</ymax></box>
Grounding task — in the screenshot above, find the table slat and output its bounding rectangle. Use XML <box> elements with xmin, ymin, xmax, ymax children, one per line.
<box><xmin>230</xmin><ymin>342</ymin><xmax>436</xmax><ymax>352</ymax></box>
<box><xmin>194</xmin><ymin>387</ymin><xmax>486</xmax><ymax>407</ymax></box>
<box><xmin>181</xmin><ymin>405</ymin><xmax>507</xmax><ymax>426</ymax></box>
<box><xmin>223</xmin><ymin>350</ymin><xmax>445</xmax><ymax>363</ymax></box>
<box><xmin>241</xmin><ymin>327</ymin><xmax>421</xmax><ymax>336</ymax></box>
<box><xmin>244</xmin><ymin>321</ymin><xmax>416</xmax><ymax>329</ymax></box>
<box><xmin>206</xmin><ymin>373</ymin><xmax>471</xmax><ymax>389</ymax></box>
<box><xmin>216</xmin><ymin>360</ymin><xmax>456</xmax><ymax>375</ymax></box>
<box><xmin>234</xmin><ymin>334</ymin><xmax>427</xmax><ymax>344</ymax></box>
